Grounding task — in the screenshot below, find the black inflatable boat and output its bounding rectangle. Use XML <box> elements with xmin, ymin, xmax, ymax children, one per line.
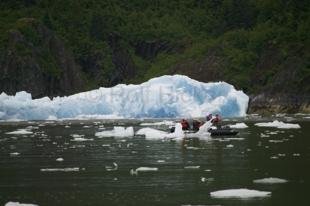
<box><xmin>208</xmin><ymin>128</ymin><xmax>238</xmax><ymax>137</ymax></box>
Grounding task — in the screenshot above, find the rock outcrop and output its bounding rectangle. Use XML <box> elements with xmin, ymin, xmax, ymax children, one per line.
<box><xmin>0</xmin><ymin>18</ymin><xmax>85</xmax><ymax>98</ymax></box>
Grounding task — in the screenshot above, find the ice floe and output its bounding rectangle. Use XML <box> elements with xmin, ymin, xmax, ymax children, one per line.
<box><xmin>255</xmin><ymin>120</ymin><xmax>300</xmax><ymax>129</ymax></box>
<box><xmin>40</xmin><ymin>167</ymin><xmax>81</xmax><ymax>172</ymax></box>
<box><xmin>5</xmin><ymin>202</ymin><xmax>38</xmax><ymax>206</ymax></box>
<box><xmin>6</xmin><ymin>129</ymin><xmax>33</xmax><ymax>135</ymax></box>
<box><xmin>210</xmin><ymin>188</ymin><xmax>271</xmax><ymax>199</ymax></box>
<box><xmin>228</xmin><ymin>122</ymin><xmax>248</xmax><ymax>129</ymax></box>
<box><xmin>184</xmin><ymin>166</ymin><xmax>200</xmax><ymax>169</ymax></box>
<box><xmin>71</xmin><ymin>137</ymin><xmax>93</xmax><ymax>142</ymax></box>
<box><xmin>136</xmin><ymin>123</ymin><xmax>184</xmax><ymax>140</ymax></box>
<box><xmin>253</xmin><ymin>177</ymin><xmax>288</xmax><ymax>184</ymax></box>
<box><xmin>130</xmin><ymin>167</ymin><xmax>158</xmax><ymax>175</ymax></box>
<box><xmin>95</xmin><ymin>126</ymin><xmax>134</xmax><ymax>138</ymax></box>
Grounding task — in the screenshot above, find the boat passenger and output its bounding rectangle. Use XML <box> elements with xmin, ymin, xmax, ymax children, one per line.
<box><xmin>211</xmin><ymin>114</ymin><xmax>221</xmax><ymax>128</ymax></box>
<box><xmin>181</xmin><ymin>119</ymin><xmax>190</xmax><ymax>130</ymax></box>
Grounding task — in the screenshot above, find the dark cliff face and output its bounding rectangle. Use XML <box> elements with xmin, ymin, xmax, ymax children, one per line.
<box><xmin>0</xmin><ymin>18</ymin><xmax>85</xmax><ymax>98</ymax></box>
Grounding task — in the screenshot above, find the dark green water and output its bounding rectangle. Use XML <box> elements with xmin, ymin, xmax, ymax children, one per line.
<box><xmin>0</xmin><ymin>116</ymin><xmax>310</xmax><ymax>206</ymax></box>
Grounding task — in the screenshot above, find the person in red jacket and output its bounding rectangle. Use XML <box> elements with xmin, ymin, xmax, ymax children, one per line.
<box><xmin>181</xmin><ymin>119</ymin><xmax>190</xmax><ymax>130</ymax></box>
<box><xmin>211</xmin><ymin>114</ymin><xmax>221</xmax><ymax>128</ymax></box>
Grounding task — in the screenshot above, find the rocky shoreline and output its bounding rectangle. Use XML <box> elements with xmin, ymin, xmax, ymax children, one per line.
<box><xmin>248</xmin><ymin>93</ymin><xmax>310</xmax><ymax>114</ymax></box>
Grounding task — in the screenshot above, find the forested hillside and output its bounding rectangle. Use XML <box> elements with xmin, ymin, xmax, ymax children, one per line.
<box><xmin>0</xmin><ymin>0</ymin><xmax>309</xmax><ymax>112</ymax></box>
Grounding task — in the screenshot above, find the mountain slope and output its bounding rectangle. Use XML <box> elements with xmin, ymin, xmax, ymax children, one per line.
<box><xmin>0</xmin><ymin>0</ymin><xmax>309</xmax><ymax>112</ymax></box>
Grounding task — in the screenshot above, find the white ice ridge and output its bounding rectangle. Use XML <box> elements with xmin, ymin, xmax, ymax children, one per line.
<box><xmin>210</xmin><ymin>188</ymin><xmax>271</xmax><ymax>199</ymax></box>
<box><xmin>255</xmin><ymin>120</ymin><xmax>301</xmax><ymax>129</ymax></box>
<box><xmin>0</xmin><ymin>75</ymin><xmax>249</xmax><ymax>120</ymax></box>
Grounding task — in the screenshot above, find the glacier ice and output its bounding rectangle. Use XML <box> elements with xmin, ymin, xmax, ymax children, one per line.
<box><xmin>0</xmin><ymin>75</ymin><xmax>249</xmax><ymax>120</ymax></box>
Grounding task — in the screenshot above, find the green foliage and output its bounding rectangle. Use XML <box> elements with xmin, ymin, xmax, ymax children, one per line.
<box><xmin>0</xmin><ymin>0</ymin><xmax>309</xmax><ymax>92</ymax></box>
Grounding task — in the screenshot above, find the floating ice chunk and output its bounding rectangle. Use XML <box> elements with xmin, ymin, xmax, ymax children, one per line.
<box><xmin>201</xmin><ymin>177</ymin><xmax>214</xmax><ymax>183</ymax></box>
<box><xmin>6</xmin><ymin>129</ymin><xmax>33</xmax><ymax>135</ymax></box>
<box><xmin>136</xmin><ymin>123</ymin><xmax>184</xmax><ymax>140</ymax></box>
<box><xmin>226</xmin><ymin>144</ymin><xmax>234</xmax><ymax>148</ymax></box>
<box><xmin>95</xmin><ymin>127</ymin><xmax>134</xmax><ymax>138</ymax></box>
<box><xmin>71</xmin><ymin>137</ymin><xmax>93</xmax><ymax>142</ymax></box>
<box><xmin>260</xmin><ymin>133</ymin><xmax>270</xmax><ymax>138</ymax></box>
<box><xmin>140</xmin><ymin>120</ymin><xmax>175</xmax><ymax>126</ymax></box>
<box><xmin>10</xmin><ymin>152</ymin><xmax>20</xmax><ymax>156</ymax></box>
<box><xmin>136</xmin><ymin>128</ymin><xmax>168</xmax><ymax>140</ymax></box>
<box><xmin>186</xmin><ymin>146</ymin><xmax>200</xmax><ymax>150</ymax></box>
<box><xmin>105</xmin><ymin>162</ymin><xmax>118</xmax><ymax>171</ymax></box>
<box><xmin>5</xmin><ymin>202</ymin><xmax>38</xmax><ymax>206</ymax></box>
<box><xmin>253</xmin><ymin>177</ymin><xmax>288</xmax><ymax>184</ymax></box>
<box><xmin>70</xmin><ymin>134</ymin><xmax>84</xmax><ymax>138</ymax></box>
<box><xmin>0</xmin><ymin>75</ymin><xmax>249</xmax><ymax>120</ymax></box>
<box><xmin>226</xmin><ymin>137</ymin><xmax>245</xmax><ymax>141</ymax></box>
<box><xmin>184</xmin><ymin>166</ymin><xmax>200</xmax><ymax>169</ymax></box>
<box><xmin>186</xmin><ymin>120</ymin><xmax>212</xmax><ymax>140</ymax></box>
<box><xmin>40</xmin><ymin>167</ymin><xmax>81</xmax><ymax>172</ymax></box>
<box><xmin>210</xmin><ymin>188</ymin><xmax>271</xmax><ymax>199</ymax></box>
<box><xmin>268</xmin><ymin>140</ymin><xmax>284</xmax><ymax>143</ymax></box>
<box><xmin>136</xmin><ymin>167</ymin><xmax>158</xmax><ymax>172</ymax></box>
<box><xmin>157</xmin><ymin>160</ymin><xmax>166</xmax><ymax>163</ymax></box>
<box><xmin>228</xmin><ymin>123</ymin><xmax>248</xmax><ymax>129</ymax></box>
<box><xmin>130</xmin><ymin>167</ymin><xmax>158</xmax><ymax>175</ymax></box>
<box><xmin>56</xmin><ymin>158</ymin><xmax>64</xmax><ymax>162</ymax></box>
<box><xmin>255</xmin><ymin>120</ymin><xmax>300</xmax><ymax>129</ymax></box>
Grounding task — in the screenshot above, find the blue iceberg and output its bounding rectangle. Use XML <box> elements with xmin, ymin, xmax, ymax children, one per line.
<box><xmin>0</xmin><ymin>75</ymin><xmax>249</xmax><ymax>120</ymax></box>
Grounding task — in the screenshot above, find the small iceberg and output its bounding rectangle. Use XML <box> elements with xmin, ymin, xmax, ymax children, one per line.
<box><xmin>228</xmin><ymin>122</ymin><xmax>248</xmax><ymax>129</ymax></box>
<box><xmin>184</xmin><ymin>166</ymin><xmax>200</xmax><ymax>169</ymax></box>
<box><xmin>71</xmin><ymin>137</ymin><xmax>93</xmax><ymax>142</ymax></box>
<box><xmin>253</xmin><ymin>177</ymin><xmax>288</xmax><ymax>184</ymax></box>
<box><xmin>40</xmin><ymin>167</ymin><xmax>81</xmax><ymax>172</ymax></box>
<box><xmin>130</xmin><ymin>167</ymin><xmax>158</xmax><ymax>175</ymax></box>
<box><xmin>255</xmin><ymin>120</ymin><xmax>300</xmax><ymax>129</ymax></box>
<box><xmin>105</xmin><ymin>162</ymin><xmax>118</xmax><ymax>171</ymax></box>
<box><xmin>6</xmin><ymin>129</ymin><xmax>33</xmax><ymax>135</ymax></box>
<box><xmin>136</xmin><ymin>123</ymin><xmax>184</xmax><ymax>140</ymax></box>
<box><xmin>0</xmin><ymin>75</ymin><xmax>248</xmax><ymax>120</ymax></box>
<box><xmin>5</xmin><ymin>202</ymin><xmax>38</xmax><ymax>206</ymax></box>
<box><xmin>210</xmin><ymin>188</ymin><xmax>271</xmax><ymax>199</ymax></box>
<box><xmin>56</xmin><ymin>157</ymin><xmax>64</xmax><ymax>162</ymax></box>
<box><xmin>136</xmin><ymin>127</ymin><xmax>168</xmax><ymax>140</ymax></box>
<box><xmin>95</xmin><ymin>127</ymin><xmax>134</xmax><ymax>138</ymax></box>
